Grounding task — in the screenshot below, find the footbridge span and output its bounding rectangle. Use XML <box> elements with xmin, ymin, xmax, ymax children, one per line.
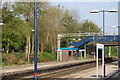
<box><xmin>68</xmin><ymin>35</ymin><xmax>119</xmax><ymax>48</ymax></box>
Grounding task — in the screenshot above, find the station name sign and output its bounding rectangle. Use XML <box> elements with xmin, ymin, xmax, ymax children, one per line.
<box><xmin>96</xmin><ymin>43</ymin><xmax>104</xmax><ymax>49</ymax></box>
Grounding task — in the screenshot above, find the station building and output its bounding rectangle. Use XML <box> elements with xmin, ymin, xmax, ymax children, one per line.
<box><xmin>56</xmin><ymin>48</ymin><xmax>78</xmax><ymax>61</ymax></box>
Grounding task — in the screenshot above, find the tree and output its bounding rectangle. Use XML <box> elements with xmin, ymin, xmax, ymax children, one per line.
<box><xmin>38</xmin><ymin>5</ymin><xmax>63</xmax><ymax>53</ymax></box>
<box><xmin>2</xmin><ymin>3</ymin><xmax>33</xmax><ymax>62</ymax></box>
<box><xmin>81</xmin><ymin>20</ymin><xmax>101</xmax><ymax>33</ymax></box>
<box><xmin>2</xmin><ymin>2</ymin><xmax>102</xmax><ymax>64</ymax></box>
<box><xmin>60</xmin><ymin>10</ymin><xmax>81</xmax><ymax>33</ymax></box>
<box><xmin>14</xmin><ymin>2</ymin><xmax>34</xmax><ymax>62</ymax></box>
<box><xmin>2</xmin><ymin>7</ymin><xmax>26</xmax><ymax>54</ymax></box>
<box><xmin>59</xmin><ymin>9</ymin><xmax>81</xmax><ymax>47</ymax></box>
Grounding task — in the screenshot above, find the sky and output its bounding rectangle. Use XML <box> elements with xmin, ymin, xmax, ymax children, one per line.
<box><xmin>1</xmin><ymin>0</ymin><xmax>120</xmax><ymax>2</ymax></box>
<box><xmin>50</xmin><ymin>2</ymin><xmax>118</xmax><ymax>35</ymax></box>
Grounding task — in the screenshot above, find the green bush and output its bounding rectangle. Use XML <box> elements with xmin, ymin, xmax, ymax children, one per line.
<box><xmin>0</xmin><ymin>58</ymin><xmax>5</xmax><ymax>67</ymax></box>
<box><xmin>2</xmin><ymin>52</ymin><xmax>57</xmax><ymax>66</ymax></box>
<box><xmin>2</xmin><ymin>53</ymin><xmax>18</xmax><ymax>66</ymax></box>
<box><xmin>105</xmin><ymin>46</ymin><xmax>118</xmax><ymax>57</ymax></box>
<box><xmin>37</xmin><ymin>52</ymin><xmax>56</xmax><ymax>62</ymax></box>
<box><xmin>2</xmin><ymin>52</ymin><xmax>27</xmax><ymax>66</ymax></box>
<box><xmin>12</xmin><ymin>52</ymin><xmax>27</xmax><ymax>65</ymax></box>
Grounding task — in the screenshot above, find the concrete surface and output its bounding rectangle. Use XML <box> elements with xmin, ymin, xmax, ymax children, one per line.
<box><xmin>1</xmin><ymin>59</ymin><xmax>95</xmax><ymax>76</ymax></box>
<box><xmin>61</xmin><ymin>61</ymin><xmax>118</xmax><ymax>79</ymax></box>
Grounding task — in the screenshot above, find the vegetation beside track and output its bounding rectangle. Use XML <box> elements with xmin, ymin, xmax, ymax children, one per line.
<box><xmin>1</xmin><ymin>52</ymin><xmax>56</xmax><ymax>66</ymax></box>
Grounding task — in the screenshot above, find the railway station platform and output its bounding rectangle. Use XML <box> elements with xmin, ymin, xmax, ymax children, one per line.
<box><xmin>1</xmin><ymin>59</ymin><xmax>95</xmax><ymax>77</ymax></box>
<box><xmin>1</xmin><ymin>59</ymin><xmax>119</xmax><ymax>79</ymax></box>
<box><xmin>61</xmin><ymin>61</ymin><xmax>119</xmax><ymax>79</ymax></box>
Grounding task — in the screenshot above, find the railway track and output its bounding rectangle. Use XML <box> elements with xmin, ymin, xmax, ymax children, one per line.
<box><xmin>2</xmin><ymin>58</ymin><xmax>115</xmax><ymax>80</ymax></box>
<box><xmin>40</xmin><ymin>62</ymin><xmax>97</xmax><ymax>78</ymax></box>
<box><xmin>23</xmin><ymin>61</ymin><xmax>99</xmax><ymax>79</ymax></box>
<box><xmin>40</xmin><ymin>58</ymin><xmax>116</xmax><ymax>79</ymax></box>
<box><xmin>23</xmin><ymin>61</ymin><xmax>103</xmax><ymax>80</ymax></box>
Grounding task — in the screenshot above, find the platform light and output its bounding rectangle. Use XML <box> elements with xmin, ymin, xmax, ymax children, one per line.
<box><xmin>0</xmin><ymin>23</ymin><xmax>4</xmax><ymax>25</ymax></box>
<box><xmin>108</xmin><ymin>9</ymin><xmax>118</xmax><ymax>12</ymax></box>
<box><xmin>90</xmin><ymin>9</ymin><xmax>118</xmax><ymax>13</ymax></box>
<box><xmin>32</xmin><ymin>29</ymin><xmax>35</xmax><ymax>32</ymax></box>
<box><xmin>90</xmin><ymin>9</ymin><xmax>118</xmax><ymax>36</ymax></box>
<box><xmin>110</xmin><ymin>26</ymin><xmax>117</xmax><ymax>28</ymax></box>
<box><xmin>78</xmin><ymin>38</ymin><xmax>81</xmax><ymax>40</ymax></box>
<box><xmin>73</xmin><ymin>38</ymin><xmax>75</xmax><ymax>40</ymax></box>
<box><xmin>90</xmin><ymin>10</ymin><xmax>100</xmax><ymax>13</ymax></box>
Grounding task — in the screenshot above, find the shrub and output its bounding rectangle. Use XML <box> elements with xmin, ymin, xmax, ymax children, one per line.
<box><xmin>2</xmin><ymin>52</ymin><xmax>27</xmax><ymax>66</ymax></box>
<box><xmin>0</xmin><ymin>58</ymin><xmax>5</xmax><ymax>67</ymax></box>
<box><xmin>2</xmin><ymin>53</ymin><xmax>18</xmax><ymax>66</ymax></box>
<box><xmin>2</xmin><ymin>52</ymin><xmax>57</xmax><ymax>66</ymax></box>
<box><xmin>37</xmin><ymin>52</ymin><xmax>57</xmax><ymax>62</ymax></box>
<box><xmin>14</xmin><ymin>52</ymin><xmax>26</xmax><ymax>64</ymax></box>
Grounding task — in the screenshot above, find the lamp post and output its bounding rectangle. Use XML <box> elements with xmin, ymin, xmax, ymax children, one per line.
<box><xmin>34</xmin><ymin>0</ymin><xmax>38</xmax><ymax>80</ymax></box>
<box><xmin>90</xmin><ymin>9</ymin><xmax>118</xmax><ymax>36</ymax></box>
<box><xmin>90</xmin><ymin>9</ymin><xmax>118</xmax><ymax>78</ymax></box>
<box><xmin>0</xmin><ymin>23</ymin><xmax>3</xmax><ymax>26</ymax></box>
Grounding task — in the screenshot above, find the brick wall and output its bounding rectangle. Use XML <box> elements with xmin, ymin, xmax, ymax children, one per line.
<box><xmin>62</xmin><ymin>50</ymin><xmax>76</xmax><ymax>61</ymax></box>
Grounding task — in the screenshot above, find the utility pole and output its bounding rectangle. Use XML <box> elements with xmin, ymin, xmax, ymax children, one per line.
<box><xmin>34</xmin><ymin>0</ymin><xmax>38</xmax><ymax>80</ymax></box>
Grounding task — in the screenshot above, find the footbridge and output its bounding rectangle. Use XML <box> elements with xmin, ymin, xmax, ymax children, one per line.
<box><xmin>68</xmin><ymin>35</ymin><xmax>119</xmax><ymax>48</ymax></box>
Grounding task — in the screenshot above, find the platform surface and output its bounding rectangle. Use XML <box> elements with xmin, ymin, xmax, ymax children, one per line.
<box><xmin>61</xmin><ymin>61</ymin><xmax>118</xmax><ymax>79</ymax></box>
<box><xmin>1</xmin><ymin>59</ymin><xmax>95</xmax><ymax>76</ymax></box>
